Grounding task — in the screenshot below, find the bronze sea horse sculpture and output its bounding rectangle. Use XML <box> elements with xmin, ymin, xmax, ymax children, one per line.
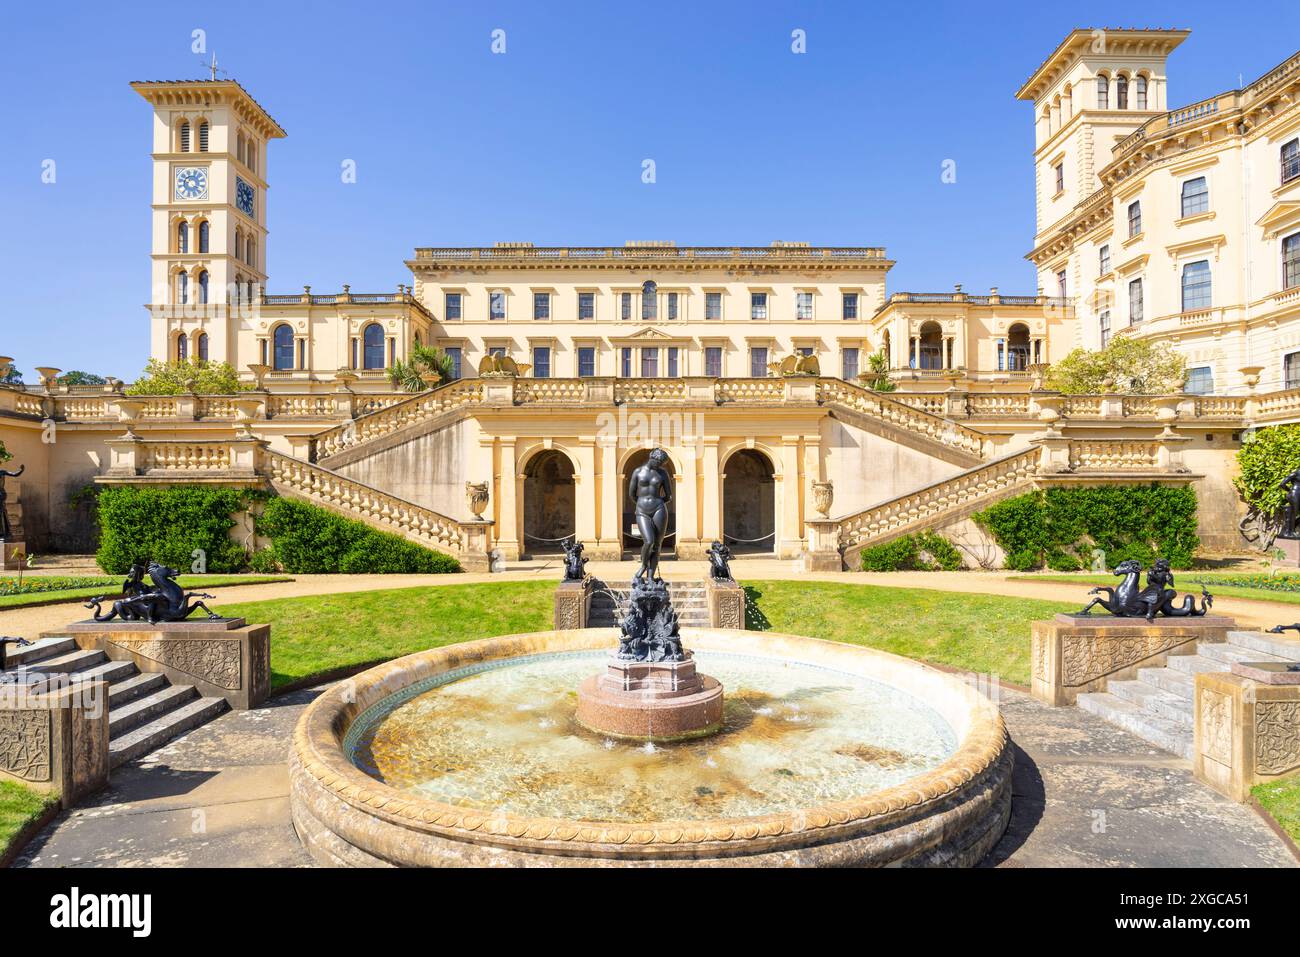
<box><xmin>85</xmin><ymin>561</ymin><xmax>221</xmax><ymax>624</ymax></box>
<box><xmin>1078</xmin><ymin>558</ymin><xmax>1211</xmax><ymax>621</ymax></box>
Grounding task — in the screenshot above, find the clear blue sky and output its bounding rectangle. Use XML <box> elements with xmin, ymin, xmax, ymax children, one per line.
<box><xmin>1</xmin><ymin>0</ymin><xmax>1295</xmax><ymax>381</ymax></box>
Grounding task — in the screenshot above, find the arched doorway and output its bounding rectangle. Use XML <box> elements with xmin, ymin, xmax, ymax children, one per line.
<box><xmin>723</xmin><ymin>449</ymin><xmax>776</xmax><ymax>554</ymax></box>
<box><xmin>522</xmin><ymin>450</ymin><xmax>576</xmax><ymax>556</ymax></box>
<box><xmin>917</xmin><ymin>321</ymin><xmax>944</xmax><ymax>370</ymax></box>
<box><xmin>622</xmin><ymin>448</ymin><xmax>676</xmax><ymax>557</ymax></box>
<box><xmin>1007</xmin><ymin>323</ymin><xmax>1031</xmax><ymax>371</ymax></box>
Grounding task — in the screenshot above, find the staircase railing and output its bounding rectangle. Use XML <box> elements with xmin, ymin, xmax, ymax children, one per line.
<box><xmin>818</xmin><ymin>378</ymin><xmax>989</xmax><ymax>460</ymax></box>
<box><xmin>311</xmin><ymin>379</ymin><xmax>484</xmax><ymax>461</ymax></box>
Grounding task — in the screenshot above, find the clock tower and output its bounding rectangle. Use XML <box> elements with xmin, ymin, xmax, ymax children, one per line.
<box><xmin>132</xmin><ymin>79</ymin><xmax>286</xmax><ymax>365</ymax></box>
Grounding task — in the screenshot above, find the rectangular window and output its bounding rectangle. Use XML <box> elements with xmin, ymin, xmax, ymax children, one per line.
<box><xmin>578</xmin><ymin>346</ymin><xmax>596</xmax><ymax>377</ymax></box>
<box><xmin>1127</xmin><ymin>201</ymin><xmax>1142</xmax><ymax>238</ymax></box>
<box><xmin>1180</xmin><ymin>176</ymin><xmax>1209</xmax><ymax>218</ymax></box>
<box><xmin>842</xmin><ymin>293</ymin><xmax>859</xmax><ymax>320</ymax></box>
<box><xmin>750</xmin><ymin>292</ymin><xmax>768</xmax><ymax>320</ymax></box>
<box><xmin>705</xmin><ymin>347</ymin><xmax>722</xmax><ymax>377</ymax></box>
<box><xmin>1099</xmin><ymin>311</ymin><xmax>1111</xmax><ymax>348</ymax></box>
<box><xmin>1129</xmin><ymin>278</ymin><xmax>1144</xmax><ymax>323</ymax></box>
<box><xmin>445</xmin><ymin>293</ymin><xmax>462</xmax><ymax>320</ymax></box>
<box><xmin>532</xmin><ymin>346</ymin><xmax>551</xmax><ymax>378</ymax></box>
<box><xmin>1181</xmin><ymin>259</ymin><xmax>1212</xmax><ymax>311</ymax></box>
<box><xmin>842</xmin><ymin>347</ymin><xmax>860</xmax><ymax>380</ymax></box>
<box><xmin>705</xmin><ymin>292</ymin><xmax>722</xmax><ymax>320</ymax></box>
<box><xmin>796</xmin><ymin>292</ymin><xmax>814</xmax><ymax>320</ymax></box>
<box><xmin>1286</xmin><ymin>352</ymin><xmax>1300</xmax><ymax>390</ymax></box>
<box><xmin>489</xmin><ymin>291</ymin><xmax>506</xmax><ymax>320</ymax></box>
<box><xmin>533</xmin><ymin>292</ymin><xmax>550</xmax><ymax>320</ymax></box>
<box><xmin>750</xmin><ymin>347</ymin><xmax>768</xmax><ymax>377</ymax></box>
<box><xmin>620</xmin><ymin>292</ymin><xmax>632</xmax><ymax>320</ymax></box>
<box><xmin>667</xmin><ymin>292</ymin><xmax>678</xmax><ymax>320</ymax></box>
<box><xmin>578</xmin><ymin>292</ymin><xmax>595</xmax><ymax>320</ymax></box>
<box><xmin>1098</xmin><ymin>244</ymin><xmax>1111</xmax><ymax>275</ymax></box>
<box><xmin>621</xmin><ymin>347</ymin><xmax>632</xmax><ymax>377</ymax></box>
<box><xmin>667</xmin><ymin>347</ymin><xmax>679</xmax><ymax>377</ymax></box>
<box><xmin>641</xmin><ymin>348</ymin><xmax>659</xmax><ymax>378</ymax></box>
<box><xmin>1283</xmin><ymin>232</ymin><xmax>1300</xmax><ymax>290</ymax></box>
<box><xmin>1283</xmin><ymin>139</ymin><xmax>1300</xmax><ymax>185</ymax></box>
<box><xmin>1185</xmin><ymin>366</ymin><xmax>1214</xmax><ymax>395</ymax></box>
<box><xmin>1056</xmin><ymin>269</ymin><xmax>1067</xmax><ymax>298</ymax></box>
<box><xmin>1054</xmin><ymin>163</ymin><xmax>1064</xmax><ymax>193</ymax></box>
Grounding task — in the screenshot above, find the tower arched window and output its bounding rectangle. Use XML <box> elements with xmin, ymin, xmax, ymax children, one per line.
<box><xmin>198</xmin><ymin>270</ymin><xmax>209</xmax><ymax>305</ymax></box>
<box><xmin>177</xmin><ymin>272</ymin><xmax>188</xmax><ymax>304</ymax></box>
<box><xmin>362</xmin><ymin>323</ymin><xmax>385</xmax><ymax>370</ymax></box>
<box><xmin>198</xmin><ymin>221</ymin><xmax>210</xmax><ymax>254</ymax></box>
<box><xmin>176</xmin><ymin>333</ymin><xmax>188</xmax><ymax>361</ymax></box>
<box><xmin>641</xmin><ymin>280</ymin><xmax>657</xmax><ymax>321</ymax></box>
<box><xmin>273</xmin><ymin>324</ymin><xmax>295</xmax><ymax>371</ymax></box>
<box><xmin>237</xmin><ymin>133</ymin><xmax>245</xmax><ymax>166</ymax></box>
<box><xmin>1135</xmin><ymin>75</ymin><xmax>1148</xmax><ymax>110</ymax></box>
<box><xmin>198</xmin><ymin>121</ymin><xmax>209</xmax><ymax>152</ymax></box>
<box><xmin>247</xmin><ymin>141</ymin><xmax>257</xmax><ymax>173</ymax></box>
<box><xmin>246</xmin><ymin>236</ymin><xmax>255</xmax><ymax>266</ymax></box>
<box><xmin>1116</xmin><ymin>75</ymin><xmax>1129</xmax><ymax>110</ymax></box>
<box><xmin>197</xmin><ymin>333</ymin><xmax>209</xmax><ymax>362</ymax></box>
<box><xmin>234</xmin><ymin>230</ymin><xmax>243</xmax><ymax>262</ymax></box>
<box><xmin>1096</xmin><ymin>75</ymin><xmax>1109</xmax><ymax>109</ymax></box>
<box><xmin>178</xmin><ymin>121</ymin><xmax>191</xmax><ymax>152</ymax></box>
<box><xmin>177</xmin><ymin>222</ymin><xmax>189</xmax><ymax>254</ymax></box>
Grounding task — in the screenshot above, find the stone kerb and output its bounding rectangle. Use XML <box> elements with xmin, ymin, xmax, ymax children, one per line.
<box><xmin>49</xmin><ymin>617</ymin><xmax>271</xmax><ymax>711</ymax></box>
<box><xmin>1194</xmin><ymin>671</ymin><xmax>1300</xmax><ymax>802</ymax></box>
<box><xmin>0</xmin><ymin>676</ymin><xmax>110</xmax><ymax>803</ymax></box>
<box><xmin>1031</xmin><ymin>613</ymin><xmax>1233</xmax><ymax>706</ymax></box>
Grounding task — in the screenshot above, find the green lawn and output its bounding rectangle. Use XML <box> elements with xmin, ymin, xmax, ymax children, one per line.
<box><xmin>1253</xmin><ymin>775</ymin><xmax>1300</xmax><ymax>843</ymax></box>
<box><xmin>0</xmin><ymin>575</ymin><xmax>290</xmax><ymax>610</ymax></box>
<box><xmin>0</xmin><ymin>780</ymin><xmax>56</xmax><ymax>863</ymax></box>
<box><xmin>217</xmin><ymin>578</ymin><xmax>1070</xmax><ymax>690</ymax></box>
<box><xmin>1011</xmin><ymin>572</ymin><xmax>1300</xmax><ymax>607</ymax></box>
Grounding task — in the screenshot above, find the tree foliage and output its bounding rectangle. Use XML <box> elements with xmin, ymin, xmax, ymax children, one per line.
<box><xmin>0</xmin><ymin>441</ymin><xmax>10</xmax><ymax>463</ymax></box>
<box><xmin>58</xmin><ymin>371</ymin><xmax>108</xmax><ymax>386</ymax></box>
<box><xmin>387</xmin><ymin>344</ymin><xmax>456</xmax><ymax>392</ymax></box>
<box><xmin>860</xmin><ymin>530</ymin><xmax>964</xmax><ymax>571</ymax></box>
<box><xmin>861</xmin><ymin>348</ymin><xmax>896</xmax><ymax>392</ymax></box>
<box><xmin>96</xmin><ymin>485</ymin><xmax>248</xmax><ymax>575</ymax></box>
<box><xmin>1234</xmin><ymin>425</ymin><xmax>1300</xmax><ymax>549</ymax></box>
<box><xmin>1045</xmin><ymin>335</ymin><xmax>1186</xmax><ymax>395</ymax></box>
<box><xmin>126</xmin><ymin>359</ymin><xmax>249</xmax><ymax>396</ymax></box>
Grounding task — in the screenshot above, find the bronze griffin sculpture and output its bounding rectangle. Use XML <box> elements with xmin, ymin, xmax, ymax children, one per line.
<box><xmin>1078</xmin><ymin>558</ymin><xmax>1213</xmax><ymax>621</ymax></box>
<box><xmin>84</xmin><ymin>561</ymin><xmax>220</xmax><ymax>624</ymax></box>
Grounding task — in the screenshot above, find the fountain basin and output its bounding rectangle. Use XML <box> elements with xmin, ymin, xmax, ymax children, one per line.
<box><xmin>290</xmin><ymin>628</ymin><xmax>1012</xmax><ymax>867</ymax></box>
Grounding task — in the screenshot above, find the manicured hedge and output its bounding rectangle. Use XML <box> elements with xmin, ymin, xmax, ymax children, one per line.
<box><xmin>973</xmin><ymin>484</ymin><xmax>1199</xmax><ymax>572</ymax></box>
<box><xmin>253</xmin><ymin>497</ymin><xmax>460</xmax><ymax>574</ymax></box>
<box><xmin>96</xmin><ymin>486</ymin><xmax>248</xmax><ymax>575</ymax></box>
<box><xmin>860</xmin><ymin>530</ymin><xmax>964</xmax><ymax>572</ymax></box>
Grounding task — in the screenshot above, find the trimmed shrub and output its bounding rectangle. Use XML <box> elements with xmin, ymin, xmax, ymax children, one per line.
<box><xmin>860</xmin><ymin>530</ymin><xmax>964</xmax><ymax>571</ymax></box>
<box><xmin>96</xmin><ymin>486</ymin><xmax>247</xmax><ymax>575</ymax></box>
<box><xmin>974</xmin><ymin>484</ymin><xmax>1199</xmax><ymax>571</ymax></box>
<box><xmin>255</xmin><ymin>497</ymin><xmax>459</xmax><ymax>574</ymax></box>
<box><xmin>1234</xmin><ymin>424</ymin><xmax>1300</xmax><ymax>546</ymax></box>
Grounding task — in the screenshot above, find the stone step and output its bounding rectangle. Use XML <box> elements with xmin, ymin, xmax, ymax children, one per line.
<box><xmin>73</xmin><ymin>659</ymin><xmax>140</xmax><ymax>687</ymax></box>
<box><xmin>108</xmin><ymin>697</ymin><xmax>228</xmax><ymax>769</ymax></box>
<box><xmin>109</xmin><ymin>685</ymin><xmax>200</xmax><ymax>736</ymax></box>
<box><xmin>1105</xmin><ymin>679</ymin><xmax>1194</xmax><ymax>728</ymax></box>
<box><xmin>1076</xmin><ymin>691</ymin><xmax>1194</xmax><ymax>759</ymax></box>
<box><xmin>2</xmin><ymin>636</ymin><xmax>77</xmax><ymax>668</ymax></box>
<box><xmin>1165</xmin><ymin>654</ymin><xmax>1231</xmax><ymax>677</ymax></box>
<box><xmin>1225</xmin><ymin>630</ymin><xmax>1300</xmax><ymax>662</ymax></box>
<box><xmin>1198</xmin><ymin>641</ymin><xmax>1293</xmax><ymax>666</ymax></box>
<box><xmin>107</xmin><ymin>672</ymin><xmax>169</xmax><ymax>708</ymax></box>
<box><xmin>24</xmin><ymin>648</ymin><xmax>107</xmax><ymax>676</ymax></box>
<box><xmin>1135</xmin><ymin>666</ymin><xmax>1195</xmax><ymax>700</ymax></box>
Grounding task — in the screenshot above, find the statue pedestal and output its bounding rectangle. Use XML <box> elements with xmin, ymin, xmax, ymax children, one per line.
<box><xmin>0</xmin><ymin>540</ymin><xmax>27</xmax><ymax>571</ymax></box>
<box><xmin>576</xmin><ymin>653</ymin><xmax>723</xmax><ymax>742</ymax></box>
<box><xmin>553</xmin><ymin>577</ymin><xmax>594</xmax><ymax>630</ymax></box>
<box><xmin>1277</xmin><ymin>536</ymin><xmax>1300</xmax><ymax>567</ymax></box>
<box><xmin>706</xmin><ymin>576</ymin><xmax>745</xmax><ymax>629</ymax></box>
<box><xmin>0</xmin><ymin>675</ymin><xmax>110</xmax><ymax>804</ymax></box>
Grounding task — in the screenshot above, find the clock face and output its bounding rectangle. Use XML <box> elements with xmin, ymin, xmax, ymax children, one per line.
<box><xmin>174</xmin><ymin>167</ymin><xmax>209</xmax><ymax>201</ymax></box>
<box><xmin>236</xmin><ymin>177</ymin><xmax>256</xmax><ymax>218</ymax></box>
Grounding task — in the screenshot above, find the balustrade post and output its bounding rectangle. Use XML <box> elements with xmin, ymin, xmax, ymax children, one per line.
<box><xmin>458</xmin><ymin>520</ymin><xmax>494</xmax><ymax>572</ymax></box>
<box><xmin>105</xmin><ymin>435</ymin><xmax>144</xmax><ymax>477</ymax></box>
<box><xmin>1032</xmin><ymin>434</ymin><xmax>1072</xmax><ymax>473</ymax></box>
<box><xmin>803</xmin><ymin>519</ymin><xmax>844</xmax><ymax>571</ymax></box>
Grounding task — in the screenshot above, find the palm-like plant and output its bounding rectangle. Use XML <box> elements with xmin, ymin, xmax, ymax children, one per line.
<box><xmin>387</xmin><ymin>344</ymin><xmax>456</xmax><ymax>392</ymax></box>
<box><xmin>861</xmin><ymin>348</ymin><xmax>896</xmax><ymax>392</ymax></box>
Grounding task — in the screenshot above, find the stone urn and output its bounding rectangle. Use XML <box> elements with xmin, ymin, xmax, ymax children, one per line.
<box><xmin>114</xmin><ymin>397</ymin><xmax>147</xmax><ymax>437</ymax></box>
<box><xmin>35</xmin><ymin>367</ymin><xmax>62</xmax><ymax>392</ymax></box>
<box><xmin>232</xmin><ymin>396</ymin><xmax>265</xmax><ymax>437</ymax></box>
<box><xmin>812</xmin><ymin>480</ymin><xmax>834</xmax><ymax>518</ymax></box>
<box><xmin>420</xmin><ymin>370</ymin><xmax>443</xmax><ymax>390</ymax></box>
<box><xmin>466</xmin><ymin>481</ymin><xmax>489</xmax><ymax>520</ymax></box>
<box><xmin>333</xmin><ymin>369</ymin><xmax>358</xmax><ymax>392</ymax></box>
<box><xmin>1239</xmin><ymin>366</ymin><xmax>1264</xmax><ymax>392</ymax></box>
<box><xmin>247</xmin><ymin>363</ymin><xmax>271</xmax><ymax>390</ymax></box>
<box><xmin>0</xmin><ymin>357</ymin><xmax>13</xmax><ymax>380</ymax></box>
<box><xmin>1032</xmin><ymin>392</ymin><xmax>1064</xmax><ymax>433</ymax></box>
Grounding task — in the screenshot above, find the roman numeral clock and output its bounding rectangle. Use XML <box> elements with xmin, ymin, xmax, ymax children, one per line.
<box><xmin>173</xmin><ymin>166</ymin><xmax>208</xmax><ymax>200</ymax></box>
<box><xmin>236</xmin><ymin>176</ymin><xmax>256</xmax><ymax>218</ymax></box>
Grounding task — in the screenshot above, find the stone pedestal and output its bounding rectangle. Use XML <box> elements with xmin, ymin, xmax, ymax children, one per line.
<box><xmin>553</xmin><ymin>577</ymin><xmax>594</xmax><ymax>630</ymax></box>
<box><xmin>0</xmin><ymin>540</ymin><xmax>27</xmax><ymax>571</ymax></box>
<box><xmin>1277</xmin><ymin>536</ymin><xmax>1300</xmax><ymax>567</ymax></box>
<box><xmin>706</xmin><ymin>576</ymin><xmax>745</xmax><ymax>629</ymax></box>
<box><xmin>50</xmin><ymin>617</ymin><xmax>270</xmax><ymax>710</ymax></box>
<box><xmin>0</xmin><ymin>675</ymin><xmax>110</xmax><ymax>802</ymax></box>
<box><xmin>803</xmin><ymin>519</ymin><xmax>844</xmax><ymax>571</ymax></box>
<box><xmin>1194</xmin><ymin>671</ymin><xmax>1300</xmax><ymax>802</ymax></box>
<box><xmin>576</xmin><ymin>653</ymin><xmax>724</xmax><ymax>742</ymax></box>
<box><xmin>1032</xmin><ymin>613</ymin><xmax>1234</xmax><ymax>706</ymax></box>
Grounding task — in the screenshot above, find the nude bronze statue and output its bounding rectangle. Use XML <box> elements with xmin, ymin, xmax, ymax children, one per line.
<box><xmin>0</xmin><ymin>464</ymin><xmax>24</xmax><ymax>540</ymax></box>
<box><xmin>1281</xmin><ymin>466</ymin><xmax>1300</xmax><ymax>539</ymax></box>
<box><xmin>627</xmin><ymin>448</ymin><xmax>673</xmax><ymax>583</ymax></box>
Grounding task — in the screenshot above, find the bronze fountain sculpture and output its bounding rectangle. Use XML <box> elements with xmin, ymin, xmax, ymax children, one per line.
<box><xmin>0</xmin><ymin>463</ymin><xmax>24</xmax><ymax>539</ymax></box>
<box><xmin>1281</xmin><ymin>466</ymin><xmax>1300</xmax><ymax>539</ymax></box>
<box><xmin>1077</xmin><ymin>558</ymin><xmax>1213</xmax><ymax>621</ymax></box>
<box><xmin>84</xmin><ymin>561</ymin><xmax>221</xmax><ymax>624</ymax></box>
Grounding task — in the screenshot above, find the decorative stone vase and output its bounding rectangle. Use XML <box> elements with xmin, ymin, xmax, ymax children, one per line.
<box><xmin>466</xmin><ymin>481</ymin><xmax>489</xmax><ymax>520</ymax></box>
<box><xmin>35</xmin><ymin>367</ymin><xmax>62</xmax><ymax>392</ymax></box>
<box><xmin>247</xmin><ymin>363</ymin><xmax>271</xmax><ymax>390</ymax></box>
<box><xmin>333</xmin><ymin>369</ymin><xmax>358</xmax><ymax>392</ymax></box>
<box><xmin>114</xmin><ymin>397</ymin><xmax>147</xmax><ymax>437</ymax></box>
<box><xmin>232</xmin><ymin>396</ymin><xmax>265</xmax><ymax>437</ymax></box>
<box><xmin>1239</xmin><ymin>365</ymin><xmax>1264</xmax><ymax>392</ymax></box>
<box><xmin>812</xmin><ymin>480</ymin><xmax>834</xmax><ymax>518</ymax></box>
<box><xmin>0</xmin><ymin>357</ymin><xmax>12</xmax><ymax>380</ymax></box>
<box><xmin>420</xmin><ymin>371</ymin><xmax>442</xmax><ymax>390</ymax></box>
<box><xmin>1032</xmin><ymin>392</ymin><xmax>1064</xmax><ymax>432</ymax></box>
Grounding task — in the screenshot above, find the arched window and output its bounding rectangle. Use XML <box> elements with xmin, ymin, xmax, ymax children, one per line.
<box><xmin>198</xmin><ymin>270</ymin><xmax>209</xmax><ymax>304</ymax></box>
<box><xmin>641</xmin><ymin>280</ymin><xmax>657</xmax><ymax>321</ymax></box>
<box><xmin>176</xmin><ymin>334</ymin><xmax>188</xmax><ymax>361</ymax></box>
<box><xmin>1116</xmin><ymin>75</ymin><xmax>1129</xmax><ymax>110</ymax></box>
<box><xmin>246</xmin><ymin>236</ymin><xmax>255</xmax><ymax>266</ymax></box>
<box><xmin>1006</xmin><ymin>324</ymin><xmax>1032</xmax><ymax>371</ymax></box>
<box><xmin>247</xmin><ymin>141</ymin><xmax>257</xmax><ymax>173</ymax></box>
<box><xmin>1135</xmin><ymin>75</ymin><xmax>1148</xmax><ymax>110</ymax></box>
<box><xmin>177</xmin><ymin>272</ymin><xmax>188</xmax><ymax>304</ymax></box>
<box><xmin>1096</xmin><ymin>75</ymin><xmax>1109</xmax><ymax>110</ymax></box>
<box><xmin>273</xmin><ymin>325</ymin><xmax>295</xmax><ymax>371</ymax></box>
<box><xmin>362</xmin><ymin>323</ymin><xmax>385</xmax><ymax>370</ymax></box>
<box><xmin>917</xmin><ymin>321</ymin><xmax>944</xmax><ymax>370</ymax></box>
<box><xmin>197</xmin><ymin>333</ymin><xmax>209</xmax><ymax>362</ymax></box>
<box><xmin>178</xmin><ymin>121</ymin><xmax>191</xmax><ymax>152</ymax></box>
<box><xmin>177</xmin><ymin>222</ymin><xmax>189</xmax><ymax>254</ymax></box>
<box><xmin>198</xmin><ymin>221</ymin><xmax>210</xmax><ymax>254</ymax></box>
<box><xmin>198</xmin><ymin>121</ymin><xmax>209</xmax><ymax>152</ymax></box>
<box><xmin>237</xmin><ymin>133</ymin><xmax>245</xmax><ymax>166</ymax></box>
<box><xmin>234</xmin><ymin>230</ymin><xmax>243</xmax><ymax>262</ymax></box>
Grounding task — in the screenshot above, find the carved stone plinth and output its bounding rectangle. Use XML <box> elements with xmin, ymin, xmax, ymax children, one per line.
<box><xmin>0</xmin><ymin>675</ymin><xmax>109</xmax><ymax>802</ymax></box>
<box><xmin>1194</xmin><ymin>671</ymin><xmax>1300</xmax><ymax>802</ymax></box>
<box><xmin>553</xmin><ymin>577</ymin><xmax>594</xmax><ymax>630</ymax></box>
<box><xmin>576</xmin><ymin>653</ymin><xmax>724</xmax><ymax>742</ymax></box>
<box><xmin>706</xmin><ymin>576</ymin><xmax>745</xmax><ymax>629</ymax></box>
<box><xmin>1032</xmin><ymin>613</ymin><xmax>1234</xmax><ymax>706</ymax></box>
<box><xmin>0</xmin><ymin>540</ymin><xmax>27</xmax><ymax>571</ymax></box>
<box><xmin>1277</xmin><ymin>537</ymin><xmax>1300</xmax><ymax>567</ymax></box>
<box><xmin>49</xmin><ymin>617</ymin><xmax>270</xmax><ymax>710</ymax></box>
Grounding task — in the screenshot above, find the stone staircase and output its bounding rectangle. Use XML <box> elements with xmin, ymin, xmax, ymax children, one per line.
<box><xmin>588</xmin><ymin>580</ymin><xmax>711</xmax><ymax>629</ymax></box>
<box><xmin>1076</xmin><ymin>630</ymin><xmax>1300</xmax><ymax>759</ymax></box>
<box><xmin>5</xmin><ymin>637</ymin><xmax>228</xmax><ymax>769</ymax></box>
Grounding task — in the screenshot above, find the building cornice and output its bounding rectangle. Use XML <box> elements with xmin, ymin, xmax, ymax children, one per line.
<box><xmin>1015</xmin><ymin>28</ymin><xmax>1189</xmax><ymax>103</ymax></box>
<box><xmin>131</xmin><ymin>79</ymin><xmax>287</xmax><ymax>139</ymax></box>
<box><xmin>406</xmin><ymin>246</ymin><xmax>893</xmax><ymax>273</ymax></box>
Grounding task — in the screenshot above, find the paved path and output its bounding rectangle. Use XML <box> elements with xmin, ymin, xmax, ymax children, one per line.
<box><xmin>14</xmin><ymin>681</ymin><xmax>1295</xmax><ymax>868</ymax></box>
